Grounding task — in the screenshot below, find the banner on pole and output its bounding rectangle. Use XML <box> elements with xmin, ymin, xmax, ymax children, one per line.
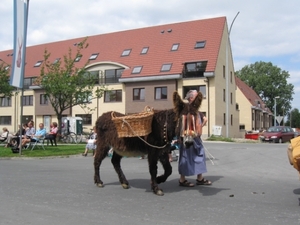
<box><xmin>10</xmin><ymin>0</ymin><xmax>28</xmax><ymax>88</ymax></box>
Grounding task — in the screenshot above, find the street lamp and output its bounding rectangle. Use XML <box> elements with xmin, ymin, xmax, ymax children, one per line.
<box><xmin>226</xmin><ymin>12</ymin><xmax>240</xmax><ymax>138</ymax></box>
<box><xmin>282</xmin><ymin>106</ymin><xmax>285</xmax><ymax>125</ymax></box>
<box><xmin>274</xmin><ymin>96</ymin><xmax>280</xmax><ymax>126</ymax></box>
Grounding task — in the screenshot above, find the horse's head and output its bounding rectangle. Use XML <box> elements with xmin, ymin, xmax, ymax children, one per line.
<box><xmin>173</xmin><ymin>90</ymin><xmax>203</xmax><ymax>148</ymax></box>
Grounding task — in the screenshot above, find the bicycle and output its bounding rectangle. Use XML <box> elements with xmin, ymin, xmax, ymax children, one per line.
<box><xmin>60</xmin><ymin>131</ymin><xmax>77</xmax><ymax>144</ymax></box>
<box><xmin>74</xmin><ymin>128</ymin><xmax>91</xmax><ymax>144</ymax></box>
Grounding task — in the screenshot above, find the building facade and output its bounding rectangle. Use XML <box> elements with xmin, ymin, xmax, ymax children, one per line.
<box><xmin>0</xmin><ymin>16</ymin><xmax>247</xmax><ymax>138</ymax></box>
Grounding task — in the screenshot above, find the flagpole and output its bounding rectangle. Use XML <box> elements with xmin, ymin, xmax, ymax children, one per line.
<box><xmin>19</xmin><ymin>0</ymin><xmax>30</xmax><ymax>155</ymax></box>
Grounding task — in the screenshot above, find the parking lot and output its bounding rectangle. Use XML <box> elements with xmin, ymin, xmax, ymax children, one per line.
<box><xmin>0</xmin><ymin>141</ymin><xmax>299</xmax><ymax>225</ymax></box>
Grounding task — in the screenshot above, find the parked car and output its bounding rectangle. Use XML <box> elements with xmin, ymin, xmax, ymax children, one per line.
<box><xmin>261</xmin><ymin>126</ymin><xmax>295</xmax><ymax>143</ymax></box>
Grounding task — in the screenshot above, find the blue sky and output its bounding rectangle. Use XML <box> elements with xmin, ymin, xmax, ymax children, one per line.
<box><xmin>1</xmin><ymin>0</ymin><xmax>299</xmax><ymax>110</ymax></box>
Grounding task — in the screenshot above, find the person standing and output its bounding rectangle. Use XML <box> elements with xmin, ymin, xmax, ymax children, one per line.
<box><xmin>178</xmin><ymin>90</ymin><xmax>212</xmax><ymax>187</ymax></box>
<box><xmin>82</xmin><ymin>126</ymin><xmax>97</xmax><ymax>156</ymax></box>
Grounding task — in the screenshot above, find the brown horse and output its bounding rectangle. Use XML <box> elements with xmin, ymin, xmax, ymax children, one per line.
<box><xmin>93</xmin><ymin>91</ymin><xmax>203</xmax><ymax>196</ymax></box>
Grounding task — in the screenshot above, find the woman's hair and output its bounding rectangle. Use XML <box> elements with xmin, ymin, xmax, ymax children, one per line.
<box><xmin>2</xmin><ymin>127</ymin><xmax>8</xmax><ymax>132</ymax></box>
<box><xmin>185</xmin><ymin>90</ymin><xmax>198</xmax><ymax>101</ymax></box>
<box><xmin>53</xmin><ymin>122</ymin><xmax>58</xmax><ymax>127</ymax></box>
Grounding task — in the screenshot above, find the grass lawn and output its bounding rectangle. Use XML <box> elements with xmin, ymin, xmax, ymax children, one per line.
<box><xmin>0</xmin><ymin>143</ymin><xmax>86</xmax><ymax>158</ymax></box>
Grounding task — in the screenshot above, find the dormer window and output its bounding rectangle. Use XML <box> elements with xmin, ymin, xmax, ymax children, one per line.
<box><xmin>171</xmin><ymin>43</ymin><xmax>179</xmax><ymax>51</ymax></box>
<box><xmin>195</xmin><ymin>41</ymin><xmax>206</xmax><ymax>49</ymax></box>
<box><xmin>161</xmin><ymin>63</ymin><xmax>172</xmax><ymax>72</ymax></box>
<box><xmin>121</xmin><ymin>49</ymin><xmax>131</xmax><ymax>56</ymax></box>
<box><xmin>132</xmin><ymin>66</ymin><xmax>142</xmax><ymax>74</ymax></box>
<box><xmin>34</xmin><ymin>60</ymin><xmax>43</xmax><ymax>67</ymax></box>
<box><xmin>74</xmin><ymin>55</ymin><xmax>82</xmax><ymax>62</ymax></box>
<box><xmin>53</xmin><ymin>58</ymin><xmax>60</xmax><ymax>64</ymax></box>
<box><xmin>89</xmin><ymin>53</ymin><xmax>99</xmax><ymax>60</ymax></box>
<box><xmin>141</xmin><ymin>47</ymin><xmax>149</xmax><ymax>54</ymax></box>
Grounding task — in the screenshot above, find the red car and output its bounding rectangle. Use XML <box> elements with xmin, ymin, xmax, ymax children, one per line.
<box><xmin>262</xmin><ymin>126</ymin><xmax>295</xmax><ymax>143</ymax></box>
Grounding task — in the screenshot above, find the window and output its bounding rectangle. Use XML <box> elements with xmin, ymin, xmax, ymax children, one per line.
<box><xmin>74</xmin><ymin>55</ymin><xmax>82</xmax><ymax>62</ymax></box>
<box><xmin>76</xmin><ymin>93</ymin><xmax>92</xmax><ymax>104</ymax></box>
<box><xmin>40</xmin><ymin>94</ymin><xmax>48</xmax><ymax>105</ymax></box>
<box><xmin>133</xmin><ymin>88</ymin><xmax>145</xmax><ymax>101</ymax></box>
<box><xmin>22</xmin><ymin>95</ymin><xmax>33</xmax><ymax>106</ymax></box>
<box><xmin>155</xmin><ymin>87</ymin><xmax>167</xmax><ymax>100</ymax></box>
<box><xmin>223</xmin><ymin>113</ymin><xmax>226</xmax><ymax>125</ymax></box>
<box><xmin>223</xmin><ymin>89</ymin><xmax>225</xmax><ymax>102</ymax></box>
<box><xmin>239</xmin><ymin>125</ymin><xmax>245</xmax><ymax>130</ymax></box>
<box><xmin>23</xmin><ymin>77</ymin><xmax>36</xmax><ymax>89</ymax></box>
<box><xmin>34</xmin><ymin>60</ymin><xmax>43</xmax><ymax>67</ymax></box>
<box><xmin>230</xmin><ymin>92</ymin><xmax>233</xmax><ymax>104</ymax></box>
<box><xmin>0</xmin><ymin>116</ymin><xmax>11</xmax><ymax>125</ymax></box>
<box><xmin>161</xmin><ymin>64</ymin><xmax>172</xmax><ymax>72</ymax></box>
<box><xmin>236</xmin><ymin>103</ymin><xmax>239</xmax><ymax>110</ymax></box>
<box><xmin>132</xmin><ymin>66</ymin><xmax>142</xmax><ymax>74</ymax></box>
<box><xmin>171</xmin><ymin>43</ymin><xmax>179</xmax><ymax>51</ymax></box>
<box><xmin>89</xmin><ymin>53</ymin><xmax>99</xmax><ymax>60</ymax></box>
<box><xmin>231</xmin><ymin>114</ymin><xmax>233</xmax><ymax>126</ymax></box>
<box><xmin>75</xmin><ymin>114</ymin><xmax>92</xmax><ymax>125</ymax></box>
<box><xmin>223</xmin><ymin>65</ymin><xmax>225</xmax><ymax>78</ymax></box>
<box><xmin>199</xmin><ymin>86</ymin><xmax>206</xmax><ymax>98</ymax></box>
<box><xmin>0</xmin><ymin>97</ymin><xmax>11</xmax><ymax>107</ymax></box>
<box><xmin>195</xmin><ymin>41</ymin><xmax>206</xmax><ymax>49</ymax></box>
<box><xmin>183</xmin><ymin>85</ymin><xmax>206</xmax><ymax>99</ymax></box>
<box><xmin>87</xmin><ymin>71</ymin><xmax>100</xmax><ymax>84</ymax></box>
<box><xmin>183</xmin><ymin>61</ymin><xmax>207</xmax><ymax>78</ymax></box>
<box><xmin>121</xmin><ymin>49</ymin><xmax>131</xmax><ymax>56</ymax></box>
<box><xmin>230</xmin><ymin>71</ymin><xmax>233</xmax><ymax>83</ymax></box>
<box><xmin>104</xmin><ymin>90</ymin><xmax>122</xmax><ymax>102</ymax></box>
<box><xmin>141</xmin><ymin>47</ymin><xmax>149</xmax><ymax>54</ymax></box>
<box><xmin>53</xmin><ymin>58</ymin><xmax>60</xmax><ymax>64</ymax></box>
<box><xmin>103</xmin><ymin>69</ymin><xmax>124</xmax><ymax>84</ymax></box>
<box><xmin>22</xmin><ymin>115</ymin><xmax>33</xmax><ymax>124</ymax></box>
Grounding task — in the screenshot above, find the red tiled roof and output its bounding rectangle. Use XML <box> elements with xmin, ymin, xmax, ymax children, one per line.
<box><xmin>0</xmin><ymin>17</ymin><xmax>226</xmax><ymax>79</ymax></box>
<box><xmin>235</xmin><ymin>76</ymin><xmax>270</xmax><ymax>112</ymax></box>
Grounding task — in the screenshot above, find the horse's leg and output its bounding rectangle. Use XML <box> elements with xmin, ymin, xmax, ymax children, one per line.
<box><xmin>157</xmin><ymin>151</ymin><xmax>172</xmax><ymax>184</ymax></box>
<box><xmin>147</xmin><ymin>151</ymin><xmax>164</xmax><ymax>196</ymax></box>
<box><xmin>111</xmin><ymin>152</ymin><xmax>129</xmax><ymax>189</ymax></box>
<box><xmin>94</xmin><ymin>146</ymin><xmax>109</xmax><ymax>187</ymax></box>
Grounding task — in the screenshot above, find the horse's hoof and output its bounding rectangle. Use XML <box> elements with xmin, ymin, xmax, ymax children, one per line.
<box><xmin>121</xmin><ymin>183</ymin><xmax>129</xmax><ymax>189</ymax></box>
<box><xmin>155</xmin><ymin>189</ymin><xmax>164</xmax><ymax>196</ymax></box>
<box><xmin>96</xmin><ymin>183</ymin><xmax>104</xmax><ymax>188</ymax></box>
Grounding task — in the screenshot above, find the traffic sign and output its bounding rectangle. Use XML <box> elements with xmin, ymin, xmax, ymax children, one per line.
<box><xmin>276</xmin><ymin>116</ymin><xmax>283</xmax><ymax>124</ymax></box>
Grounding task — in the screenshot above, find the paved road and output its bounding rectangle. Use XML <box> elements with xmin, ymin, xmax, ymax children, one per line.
<box><xmin>0</xmin><ymin>142</ymin><xmax>299</xmax><ymax>225</ymax></box>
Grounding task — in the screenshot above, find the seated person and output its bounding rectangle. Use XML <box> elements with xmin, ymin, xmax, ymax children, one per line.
<box><xmin>21</xmin><ymin>122</ymin><xmax>46</xmax><ymax>148</ymax></box>
<box><xmin>5</xmin><ymin>124</ymin><xmax>26</xmax><ymax>147</ymax></box>
<box><xmin>82</xmin><ymin>126</ymin><xmax>97</xmax><ymax>156</ymax></box>
<box><xmin>45</xmin><ymin>122</ymin><xmax>58</xmax><ymax>146</ymax></box>
<box><xmin>0</xmin><ymin>127</ymin><xmax>9</xmax><ymax>141</ymax></box>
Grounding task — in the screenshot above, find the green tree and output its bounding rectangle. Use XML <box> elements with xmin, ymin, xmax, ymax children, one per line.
<box><xmin>285</xmin><ymin>108</ymin><xmax>300</xmax><ymax>128</ymax></box>
<box><xmin>235</xmin><ymin>61</ymin><xmax>294</xmax><ymax>117</ymax></box>
<box><xmin>36</xmin><ymin>38</ymin><xmax>106</xmax><ymax>131</ymax></box>
<box><xmin>0</xmin><ymin>60</ymin><xmax>14</xmax><ymax>97</ymax></box>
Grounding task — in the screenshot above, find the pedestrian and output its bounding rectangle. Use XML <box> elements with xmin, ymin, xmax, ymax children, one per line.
<box><xmin>178</xmin><ymin>90</ymin><xmax>212</xmax><ymax>187</ymax></box>
<box><xmin>82</xmin><ymin>126</ymin><xmax>97</xmax><ymax>156</ymax></box>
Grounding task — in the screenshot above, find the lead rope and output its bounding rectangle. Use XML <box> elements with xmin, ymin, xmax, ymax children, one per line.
<box><xmin>120</xmin><ymin>111</ymin><xmax>169</xmax><ymax>149</ymax></box>
<box><xmin>198</xmin><ymin>112</ymin><xmax>215</xmax><ymax>165</ymax></box>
